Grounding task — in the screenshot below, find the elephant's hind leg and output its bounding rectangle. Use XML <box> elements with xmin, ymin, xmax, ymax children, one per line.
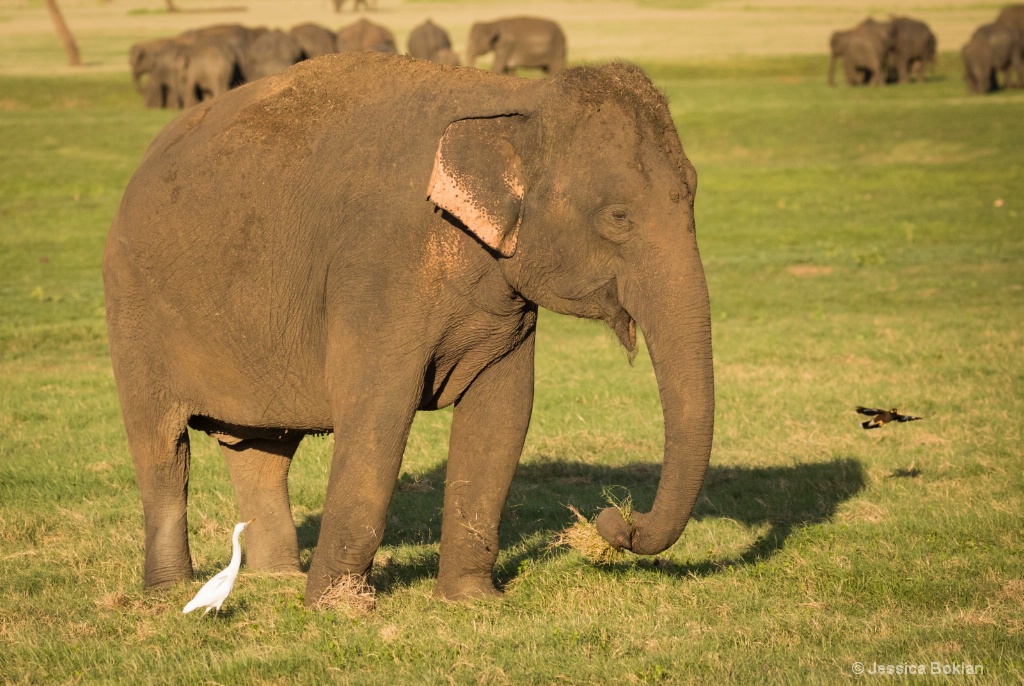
<box><xmin>220</xmin><ymin>436</ymin><xmax>303</xmax><ymax>572</ymax></box>
<box><xmin>121</xmin><ymin>403</ymin><xmax>194</xmax><ymax>590</ymax></box>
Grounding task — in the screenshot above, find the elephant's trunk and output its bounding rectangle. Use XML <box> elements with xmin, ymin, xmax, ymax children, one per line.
<box><xmin>595</xmin><ymin>238</ymin><xmax>714</xmax><ymax>556</ymax></box>
<box><xmin>828</xmin><ymin>53</ymin><xmax>837</xmax><ymax>86</ymax></box>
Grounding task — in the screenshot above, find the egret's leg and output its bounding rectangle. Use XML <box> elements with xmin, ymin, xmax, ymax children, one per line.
<box><xmin>220</xmin><ymin>437</ymin><xmax>302</xmax><ymax>572</ymax></box>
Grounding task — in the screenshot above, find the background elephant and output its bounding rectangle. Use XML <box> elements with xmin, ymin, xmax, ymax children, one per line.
<box><xmin>178</xmin><ymin>23</ymin><xmax>264</xmax><ymax>55</ymax></box>
<box><xmin>828</xmin><ymin>19</ymin><xmax>890</xmax><ymax>86</ymax></box>
<box><xmin>130</xmin><ymin>25</ymin><xmax>260</xmax><ymax>106</ymax></box>
<box><xmin>962</xmin><ymin>23</ymin><xmax>1023</xmax><ymax>93</ymax></box>
<box><xmin>290</xmin><ymin>22</ymin><xmax>338</xmax><ymax>60</ymax></box>
<box><xmin>141</xmin><ymin>41</ymin><xmax>189</xmax><ymax>109</ymax></box>
<box><xmin>129</xmin><ymin>37</ymin><xmax>177</xmax><ymax>94</ymax></box>
<box><xmin>104</xmin><ymin>54</ymin><xmax>714</xmax><ymax>605</ymax></box>
<box><xmin>332</xmin><ymin>0</ymin><xmax>374</xmax><ymax>11</ymax></box>
<box><xmin>466</xmin><ymin>16</ymin><xmax>566</xmax><ymax>75</ymax></box>
<box><xmin>180</xmin><ymin>41</ymin><xmax>240</xmax><ymax>107</ymax></box>
<box><xmin>407</xmin><ymin>19</ymin><xmax>453</xmax><ymax>61</ymax></box>
<box><xmin>335</xmin><ymin>18</ymin><xmax>397</xmax><ymax>53</ymax></box>
<box><xmin>241</xmin><ymin>29</ymin><xmax>303</xmax><ymax>82</ymax></box>
<box><xmin>887</xmin><ymin>16</ymin><xmax>936</xmax><ymax>83</ymax></box>
<box><xmin>996</xmin><ymin>4</ymin><xmax>1024</xmax><ymax>33</ymax></box>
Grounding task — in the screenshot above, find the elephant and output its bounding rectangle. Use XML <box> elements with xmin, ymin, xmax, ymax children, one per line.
<box><xmin>140</xmin><ymin>40</ymin><xmax>189</xmax><ymax>109</ymax></box>
<box><xmin>887</xmin><ymin>16</ymin><xmax>936</xmax><ymax>83</ymax></box>
<box><xmin>131</xmin><ymin>26</ymin><xmax>261</xmax><ymax>106</ymax></box>
<box><xmin>178</xmin><ymin>23</ymin><xmax>265</xmax><ymax>54</ymax></box>
<box><xmin>996</xmin><ymin>4</ymin><xmax>1024</xmax><ymax>34</ymax></box>
<box><xmin>103</xmin><ymin>53</ymin><xmax>715</xmax><ymax>605</ymax></box>
<box><xmin>129</xmin><ymin>37</ymin><xmax>177</xmax><ymax>94</ymax></box>
<box><xmin>335</xmin><ymin>18</ymin><xmax>397</xmax><ymax>54</ymax></box>
<box><xmin>240</xmin><ymin>29</ymin><xmax>304</xmax><ymax>82</ymax></box>
<box><xmin>408</xmin><ymin>19</ymin><xmax>452</xmax><ymax>60</ymax></box>
<box><xmin>290</xmin><ymin>22</ymin><xmax>338</xmax><ymax>60</ymax></box>
<box><xmin>332</xmin><ymin>0</ymin><xmax>374</xmax><ymax>11</ymax></box>
<box><xmin>466</xmin><ymin>16</ymin><xmax>566</xmax><ymax>75</ymax></box>
<box><xmin>962</xmin><ymin>23</ymin><xmax>1023</xmax><ymax>93</ymax></box>
<box><xmin>179</xmin><ymin>40</ymin><xmax>241</xmax><ymax>107</ymax></box>
<box><xmin>828</xmin><ymin>18</ymin><xmax>891</xmax><ymax>86</ymax></box>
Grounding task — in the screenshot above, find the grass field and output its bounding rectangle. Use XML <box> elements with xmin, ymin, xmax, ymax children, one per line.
<box><xmin>2</xmin><ymin>1</ymin><xmax>1023</xmax><ymax>684</ymax></box>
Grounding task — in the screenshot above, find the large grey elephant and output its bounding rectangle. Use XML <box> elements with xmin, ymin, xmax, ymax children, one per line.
<box><xmin>336</xmin><ymin>18</ymin><xmax>397</xmax><ymax>53</ymax></box>
<box><xmin>887</xmin><ymin>16</ymin><xmax>936</xmax><ymax>83</ymax></box>
<box><xmin>104</xmin><ymin>54</ymin><xmax>713</xmax><ymax>605</ymax></box>
<box><xmin>828</xmin><ymin>18</ymin><xmax>891</xmax><ymax>86</ymax></box>
<box><xmin>962</xmin><ymin>23</ymin><xmax>1023</xmax><ymax>93</ymax></box>
<box><xmin>466</xmin><ymin>16</ymin><xmax>566</xmax><ymax>75</ymax></box>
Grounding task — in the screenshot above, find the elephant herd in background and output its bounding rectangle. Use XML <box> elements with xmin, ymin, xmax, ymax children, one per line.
<box><xmin>829</xmin><ymin>3</ymin><xmax>1024</xmax><ymax>93</ymax></box>
<box><xmin>829</xmin><ymin>15</ymin><xmax>936</xmax><ymax>87</ymax></box>
<box><xmin>130</xmin><ymin>16</ymin><xmax>567</xmax><ymax>109</ymax></box>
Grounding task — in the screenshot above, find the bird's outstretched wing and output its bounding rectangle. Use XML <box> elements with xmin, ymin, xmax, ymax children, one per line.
<box><xmin>856</xmin><ymin>406</ymin><xmax>884</xmax><ymax>417</ymax></box>
<box><xmin>894</xmin><ymin>413</ymin><xmax>923</xmax><ymax>423</ymax></box>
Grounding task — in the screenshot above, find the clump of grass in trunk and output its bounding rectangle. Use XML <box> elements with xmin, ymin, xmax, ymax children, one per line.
<box><xmin>551</xmin><ymin>488</ymin><xmax>634</xmax><ymax>565</ymax></box>
<box><xmin>313</xmin><ymin>574</ymin><xmax>376</xmax><ymax>615</ymax></box>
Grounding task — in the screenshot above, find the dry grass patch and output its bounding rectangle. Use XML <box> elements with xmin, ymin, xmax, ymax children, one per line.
<box><xmin>313</xmin><ymin>574</ymin><xmax>376</xmax><ymax>615</ymax></box>
<box><xmin>550</xmin><ymin>505</ymin><xmax>622</xmax><ymax>565</ymax></box>
<box><xmin>787</xmin><ymin>264</ymin><xmax>833</xmax><ymax>278</ymax></box>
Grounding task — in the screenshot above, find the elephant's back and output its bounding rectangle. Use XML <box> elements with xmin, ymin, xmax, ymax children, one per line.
<box><xmin>109</xmin><ymin>52</ymin><xmax>537</xmax><ymax>336</ymax></box>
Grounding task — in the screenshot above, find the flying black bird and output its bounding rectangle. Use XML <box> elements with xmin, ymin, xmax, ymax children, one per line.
<box><xmin>856</xmin><ymin>406</ymin><xmax>924</xmax><ymax>429</ymax></box>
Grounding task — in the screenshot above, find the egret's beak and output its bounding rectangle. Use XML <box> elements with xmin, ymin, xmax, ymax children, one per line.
<box><xmin>245</xmin><ymin>518</ymin><xmax>256</xmax><ymax>526</ymax></box>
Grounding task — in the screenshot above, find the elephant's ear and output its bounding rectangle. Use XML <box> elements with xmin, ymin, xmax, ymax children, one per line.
<box><xmin>427</xmin><ymin>116</ymin><xmax>526</xmax><ymax>258</ymax></box>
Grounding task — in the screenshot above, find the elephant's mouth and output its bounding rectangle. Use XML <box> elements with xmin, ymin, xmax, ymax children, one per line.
<box><xmin>590</xmin><ymin>278</ymin><xmax>636</xmax><ymax>358</ymax></box>
<box><xmin>609</xmin><ymin>307</ymin><xmax>637</xmax><ymax>358</ymax></box>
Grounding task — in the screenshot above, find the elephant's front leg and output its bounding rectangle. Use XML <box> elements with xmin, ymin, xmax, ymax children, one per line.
<box><xmin>304</xmin><ymin>367</ymin><xmax>420</xmax><ymax>607</ymax></box>
<box><xmin>436</xmin><ymin>333</ymin><xmax>535</xmax><ymax>600</ymax></box>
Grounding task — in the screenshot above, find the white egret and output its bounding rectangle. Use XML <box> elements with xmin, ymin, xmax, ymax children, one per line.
<box><xmin>182</xmin><ymin>518</ymin><xmax>254</xmax><ymax>616</ymax></box>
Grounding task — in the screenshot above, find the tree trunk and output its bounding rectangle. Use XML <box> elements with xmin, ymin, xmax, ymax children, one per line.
<box><xmin>165</xmin><ymin>0</ymin><xmax>181</xmax><ymax>12</ymax></box>
<box><xmin>45</xmin><ymin>0</ymin><xmax>81</xmax><ymax>67</ymax></box>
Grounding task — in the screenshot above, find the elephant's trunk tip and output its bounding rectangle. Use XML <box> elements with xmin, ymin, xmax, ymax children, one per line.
<box><xmin>595</xmin><ymin>506</ymin><xmax>634</xmax><ymax>551</ymax></box>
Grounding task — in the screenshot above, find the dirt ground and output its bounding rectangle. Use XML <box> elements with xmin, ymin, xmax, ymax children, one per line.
<box><xmin>0</xmin><ymin>0</ymin><xmax>1003</xmax><ymax>74</ymax></box>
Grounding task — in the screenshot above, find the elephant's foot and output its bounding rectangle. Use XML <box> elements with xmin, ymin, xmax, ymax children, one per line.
<box><xmin>142</xmin><ymin>562</ymin><xmax>193</xmax><ymax>592</ymax></box>
<box><xmin>434</xmin><ymin>574</ymin><xmax>503</xmax><ymax>601</ymax></box>
<box><xmin>304</xmin><ymin>571</ymin><xmax>375</xmax><ymax>610</ymax></box>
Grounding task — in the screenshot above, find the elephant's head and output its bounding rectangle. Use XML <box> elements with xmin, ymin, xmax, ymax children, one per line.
<box><xmin>427</xmin><ymin>63</ymin><xmax>714</xmax><ymax>556</ymax></box>
<box><xmin>465</xmin><ymin>22</ymin><xmax>500</xmax><ymax>68</ymax></box>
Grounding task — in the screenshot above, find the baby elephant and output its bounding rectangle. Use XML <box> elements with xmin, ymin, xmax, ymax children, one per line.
<box><xmin>466</xmin><ymin>16</ymin><xmax>566</xmax><ymax>75</ymax></box>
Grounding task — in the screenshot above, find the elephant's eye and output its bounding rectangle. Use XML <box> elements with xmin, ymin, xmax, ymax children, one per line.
<box><xmin>598</xmin><ymin>204</ymin><xmax>633</xmax><ymax>243</ymax></box>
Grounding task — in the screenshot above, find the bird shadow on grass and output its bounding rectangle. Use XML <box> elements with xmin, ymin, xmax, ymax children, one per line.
<box><xmin>295</xmin><ymin>457</ymin><xmax>866</xmax><ymax>595</ymax></box>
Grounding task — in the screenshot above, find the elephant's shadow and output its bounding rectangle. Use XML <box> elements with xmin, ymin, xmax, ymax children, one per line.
<box><xmin>295</xmin><ymin>457</ymin><xmax>865</xmax><ymax>593</ymax></box>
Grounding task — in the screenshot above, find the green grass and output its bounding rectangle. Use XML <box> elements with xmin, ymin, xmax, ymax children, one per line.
<box><xmin>2</xmin><ymin>53</ymin><xmax>1023</xmax><ymax>683</ymax></box>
